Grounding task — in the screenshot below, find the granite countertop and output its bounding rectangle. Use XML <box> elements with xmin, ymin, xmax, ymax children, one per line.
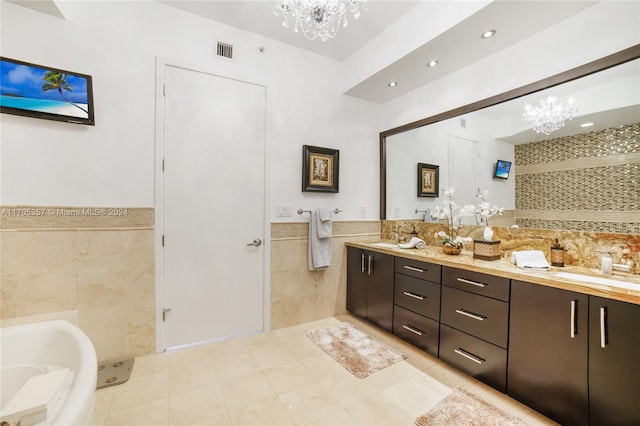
<box><xmin>346</xmin><ymin>240</ymin><xmax>640</xmax><ymax>306</ymax></box>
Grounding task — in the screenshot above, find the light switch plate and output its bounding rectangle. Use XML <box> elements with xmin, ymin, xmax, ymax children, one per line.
<box><xmin>276</xmin><ymin>205</ymin><xmax>292</xmax><ymax>217</ymax></box>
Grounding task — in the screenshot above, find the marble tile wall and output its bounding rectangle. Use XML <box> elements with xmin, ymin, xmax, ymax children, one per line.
<box><xmin>1</xmin><ymin>209</ymin><xmax>381</xmax><ymax>359</ymax></box>
<box><xmin>270</xmin><ymin>221</ymin><xmax>381</xmax><ymax>329</ymax></box>
<box><xmin>382</xmin><ymin>220</ymin><xmax>640</xmax><ymax>274</ymax></box>
<box><xmin>0</xmin><ymin>206</ymin><xmax>155</xmax><ymax>362</ymax></box>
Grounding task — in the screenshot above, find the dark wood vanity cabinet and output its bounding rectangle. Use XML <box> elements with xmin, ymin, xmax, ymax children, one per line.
<box><xmin>439</xmin><ymin>267</ymin><xmax>510</xmax><ymax>392</ymax></box>
<box><xmin>392</xmin><ymin>257</ymin><xmax>441</xmax><ymax>356</ymax></box>
<box><xmin>508</xmin><ymin>280</ymin><xmax>589</xmax><ymax>426</ymax></box>
<box><xmin>346</xmin><ymin>246</ymin><xmax>640</xmax><ymax>424</ymax></box>
<box><xmin>346</xmin><ymin>247</ymin><xmax>394</xmax><ymax>332</ymax></box>
<box><xmin>588</xmin><ymin>296</ymin><xmax>640</xmax><ymax>426</ymax></box>
<box><xmin>509</xmin><ymin>281</ymin><xmax>640</xmax><ymax>426</ymax></box>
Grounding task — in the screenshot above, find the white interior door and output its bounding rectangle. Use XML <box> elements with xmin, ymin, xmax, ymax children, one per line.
<box><xmin>448</xmin><ymin>134</ymin><xmax>479</xmax><ymax>225</ymax></box>
<box><xmin>162</xmin><ymin>64</ymin><xmax>266</xmax><ymax>349</ymax></box>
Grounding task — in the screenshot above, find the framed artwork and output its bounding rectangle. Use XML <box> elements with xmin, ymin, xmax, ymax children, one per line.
<box><xmin>417</xmin><ymin>163</ymin><xmax>439</xmax><ymax>197</ymax></box>
<box><xmin>302</xmin><ymin>145</ymin><xmax>339</xmax><ymax>193</ymax></box>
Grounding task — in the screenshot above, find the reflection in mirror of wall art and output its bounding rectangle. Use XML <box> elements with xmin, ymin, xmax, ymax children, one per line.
<box><xmin>302</xmin><ymin>145</ymin><xmax>339</xmax><ymax>193</ymax></box>
<box><xmin>417</xmin><ymin>163</ymin><xmax>439</xmax><ymax>197</ymax></box>
<box><xmin>0</xmin><ymin>56</ymin><xmax>95</xmax><ymax>126</ymax></box>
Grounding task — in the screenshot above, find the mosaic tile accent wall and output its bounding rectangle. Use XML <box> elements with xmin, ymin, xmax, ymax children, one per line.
<box><xmin>514</xmin><ymin>122</ymin><xmax>640</xmax><ymax>234</ymax></box>
<box><xmin>515</xmin><ymin>122</ymin><xmax>640</xmax><ymax>165</ymax></box>
<box><xmin>516</xmin><ymin>219</ymin><xmax>640</xmax><ymax>234</ymax></box>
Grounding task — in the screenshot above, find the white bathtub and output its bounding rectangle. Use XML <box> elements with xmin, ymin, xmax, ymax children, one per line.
<box><xmin>0</xmin><ymin>320</ymin><xmax>97</xmax><ymax>425</ymax></box>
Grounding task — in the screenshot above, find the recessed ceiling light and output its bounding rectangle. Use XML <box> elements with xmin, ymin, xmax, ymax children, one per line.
<box><xmin>580</xmin><ymin>122</ymin><xmax>594</xmax><ymax>128</ymax></box>
<box><xmin>427</xmin><ymin>59</ymin><xmax>439</xmax><ymax>68</ymax></box>
<box><xmin>481</xmin><ymin>29</ymin><xmax>496</xmax><ymax>39</ymax></box>
<box><xmin>388</xmin><ymin>81</ymin><xmax>398</xmax><ymax>87</ymax></box>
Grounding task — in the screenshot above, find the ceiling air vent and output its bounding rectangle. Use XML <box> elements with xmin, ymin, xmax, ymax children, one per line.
<box><xmin>216</xmin><ymin>41</ymin><xmax>234</xmax><ymax>61</ymax></box>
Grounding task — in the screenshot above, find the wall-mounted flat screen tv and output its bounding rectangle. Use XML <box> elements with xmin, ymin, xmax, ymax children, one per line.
<box><xmin>494</xmin><ymin>160</ymin><xmax>512</xmax><ymax>179</ymax></box>
<box><xmin>0</xmin><ymin>57</ymin><xmax>94</xmax><ymax>125</ymax></box>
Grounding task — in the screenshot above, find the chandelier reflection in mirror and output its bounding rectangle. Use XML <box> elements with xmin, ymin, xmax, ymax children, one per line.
<box><xmin>522</xmin><ymin>96</ymin><xmax>578</xmax><ymax>135</ymax></box>
<box><xmin>274</xmin><ymin>0</ymin><xmax>367</xmax><ymax>41</ymax></box>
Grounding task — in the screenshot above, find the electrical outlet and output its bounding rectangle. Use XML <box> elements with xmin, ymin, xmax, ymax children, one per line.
<box><xmin>360</xmin><ymin>206</ymin><xmax>367</xmax><ymax>218</ymax></box>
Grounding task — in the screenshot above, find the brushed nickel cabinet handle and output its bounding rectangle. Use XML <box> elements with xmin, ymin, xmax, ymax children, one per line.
<box><xmin>454</xmin><ymin>348</ymin><xmax>484</xmax><ymax>364</ymax></box>
<box><xmin>455</xmin><ymin>308</ymin><xmax>485</xmax><ymax>321</ymax></box>
<box><xmin>402</xmin><ymin>324</ymin><xmax>424</xmax><ymax>336</ymax></box>
<box><xmin>368</xmin><ymin>255</ymin><xmax>373</xmax><ymax>275</ymax></box>
<box><xmin>600</xmin><ymin>307</ymin><xmax>607</xmax><ymax>348</ymax></box>
<box><xmin>570</xmin><ymin>300</ymin><xmax>576</xmax><ymax>338</ymax></box>
<box><xmin>361</xmin><ymin>253</ymin><xmax>366</xmax><ymax>273</ymax></box>
<box><xmin>404</xmin><ymin>265</ymin><xmax>425</xmax><ymax>273</ymax></box>
<box><xmin>456</xmin><ymin>277</ymin><xmax>486</xmax><ymax>288</ymax></box>
<box><xmin>403</xmin><ymin>291</ymin><xmax>425</xmax><ymax>300</ymax></box>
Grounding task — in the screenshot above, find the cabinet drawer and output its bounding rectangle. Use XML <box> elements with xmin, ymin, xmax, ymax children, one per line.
<box><xmin>441</xmin><ymin>286</ymin><xmax>509</xmax><ymax>348</ymax></box>
<box><xmin>395</xmin><ymin>257</ymin><xmax>441</xmax><ymax>283</ymax></box>
<box><xmin>440</xmin><ymin>325</ymin><xmax>507</xmax><ymax>393</ymax></box>
<box><xmin>442</xmin><ymin>267</ymin><xmax>510</xmax><ymax>302</ymax></box>
<box><xmin>393</xmin><ymin>305</ymin><xmax>439</xmax><ymax>357</ymax></box>
<box><xmin>394</xmin><ymin>273</ymin><xmax>441</xmax><ymax>320</ymax></box>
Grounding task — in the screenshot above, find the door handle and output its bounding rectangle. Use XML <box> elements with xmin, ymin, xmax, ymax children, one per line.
<box><xmin>246</xmin><ymin>238</ymin><xmax>262</xmax><ymax>247</ymax></box>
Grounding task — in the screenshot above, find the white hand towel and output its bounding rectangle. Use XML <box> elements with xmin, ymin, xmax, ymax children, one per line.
<box><xmin>317</xmin><ymin>208</ymin><xmax>332</xmax><ymax>239</ymax></box>
<box><xmin>511</xmin><ymin>250</ymin><xmax>550</xmax><ymax>270</ymax></box>
<box><xmin>308</xmin><ymin>208</ymin><xmax>332</xmax><ymax>270</ymax></box>
<box><xmin>398</xmin><ymin>237</ymin><xmax>426</xmax><ymax>249</ymax></box>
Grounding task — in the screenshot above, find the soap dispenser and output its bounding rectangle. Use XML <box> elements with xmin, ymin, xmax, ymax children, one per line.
<box><xmin>551</xmin><ymin>239</ymin><xmax>565</xmax><ymax>267</ymax></box>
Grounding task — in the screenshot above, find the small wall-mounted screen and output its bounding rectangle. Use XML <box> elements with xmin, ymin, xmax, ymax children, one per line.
<box><xmin>0</xmin><ymin>56</ymin><xmax>94</xmax><ymax>125</ymax></box>
<box><xmin>494</xmin><ymin>160</ymin><xmax>512</xmax><ymax>179</ymax></box>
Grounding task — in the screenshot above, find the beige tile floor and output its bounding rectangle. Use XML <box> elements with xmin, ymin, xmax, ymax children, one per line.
<box><xmin>89</xmin><ymin>314</ymin><xmax>557</xmax><ymax>426</ymax></box>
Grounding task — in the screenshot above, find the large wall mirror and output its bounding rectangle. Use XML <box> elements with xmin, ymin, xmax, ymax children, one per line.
<box><xmin>380</xmin><ymin>45</ymin><xmax>640</xmax><ymax>234</ymax></box>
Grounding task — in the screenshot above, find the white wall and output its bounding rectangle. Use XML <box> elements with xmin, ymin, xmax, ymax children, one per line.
<box><xmin>2</xmin><ymin>0</ymin><xmax>638</xmax><ymax>222</ymax></box>
<box><xmin>0</xmin><ymin>1</ymin><xmax>382</xmax><ymax>220</ymax></box>
<box><xmin>380</xmin><ymin>1</ymin><xmax>640</xmax><ymax>130</ymax></box>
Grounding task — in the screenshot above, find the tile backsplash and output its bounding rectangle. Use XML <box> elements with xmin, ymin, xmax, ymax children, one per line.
<box><xmin>382</xmin><ymin>220</ymin><xmax>639</xmax><ymax>274</ymax></box>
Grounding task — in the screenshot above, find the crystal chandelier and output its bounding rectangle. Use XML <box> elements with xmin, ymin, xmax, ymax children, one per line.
<box><xmin>274</xmin><ymin>0</ymin><xmax>367</xmax><ymax>42</ymax></box>
<box><xmin>522</xmin><ymin>96</ymin><xmax>578</xmax><ymax>135</ymax></box>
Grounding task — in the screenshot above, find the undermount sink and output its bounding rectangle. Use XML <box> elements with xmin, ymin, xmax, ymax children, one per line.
<box><xmin>371</xmin><ymin>242</ymin><xmax>398</xmax><ymax>249</ymax></box>
<box><xmin>554</xmin><ymin>271</ymin><xmax>640</xmax><ymax>292</ymax></box>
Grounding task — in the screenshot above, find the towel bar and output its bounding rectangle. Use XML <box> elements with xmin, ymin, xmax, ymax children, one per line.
<box><xmin>298</xmin><ymin>208</ymin><xmax>342</xmax><ymax>215</ymax></box>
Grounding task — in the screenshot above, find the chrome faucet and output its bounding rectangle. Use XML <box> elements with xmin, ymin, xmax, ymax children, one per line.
<box><xmin>596</xmin><ymin>250</ymin><xmax>633</xmax><ymax>274</ymax></box>
<box><xmin>596</xmin><ymin>251</ymin><xmax>613</xmax><ymax>274</ymax></box>
<box><xmin>414</xmin><ymin>208</ymin><xmax>431</xmax><ymax>222</ymax></box>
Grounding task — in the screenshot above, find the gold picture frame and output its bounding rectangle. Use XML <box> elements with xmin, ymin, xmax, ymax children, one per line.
<box><xmin>302</xmin><ymin>145</ymin><xmax>339</xmax><ymax>193</ymax></box>
<box><xmin>417</xmin><ymin>163</ymin><xmax>439</xmax><ymax>197</ymax></box>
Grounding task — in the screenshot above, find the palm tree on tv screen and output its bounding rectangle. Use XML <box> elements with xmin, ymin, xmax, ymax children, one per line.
<box><xmin>42</xmin><ymin>70</ymin><xmax>88</xmax><ymax>114</ymax></box>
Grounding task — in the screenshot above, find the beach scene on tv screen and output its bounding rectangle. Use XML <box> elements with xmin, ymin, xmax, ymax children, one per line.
<box><xmin>495</xmin><ymin>161</ymin><xmax>511</xmax><ymax>178</ymax></box>
<box><xmin>0</xmin><ymin>59</ymin><xmax>89</xmax><ymax>119</ymax></box>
